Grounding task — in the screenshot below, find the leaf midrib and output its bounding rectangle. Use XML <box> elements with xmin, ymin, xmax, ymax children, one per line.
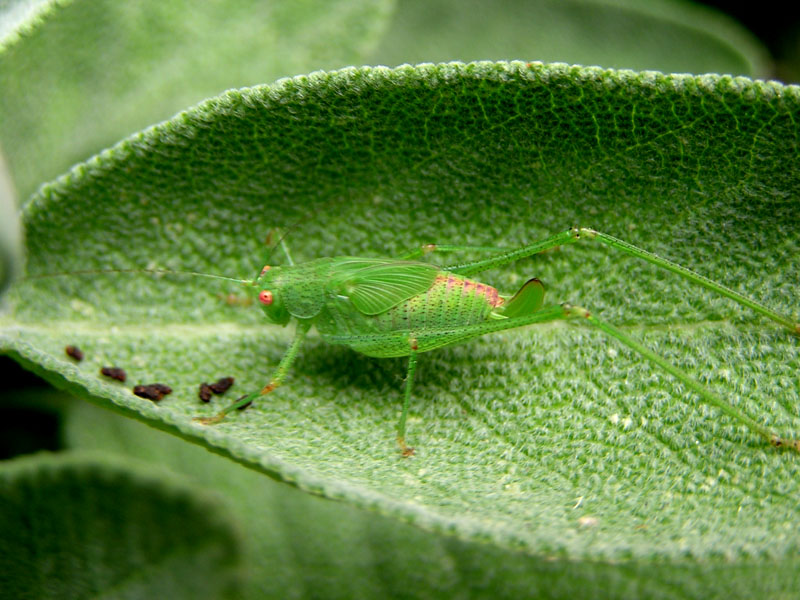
<box><xmin>0</xmin><ymin>320</ymin><xmax>280</xmax><ymax>336</ymax></box>
<box><xmin>0</xmin><ymin>316</ymin><xmax>765</xmax><ymax>336</ymax></box>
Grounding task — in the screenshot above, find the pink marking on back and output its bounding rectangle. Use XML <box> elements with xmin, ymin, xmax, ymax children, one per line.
<box><xmin>447</xmin><ymin>274</ymin><xmax>457</xmax><ymax>290</ymax></box>
<box><xmin>459</xmin><ymin>277</ymin><xmax>504</xmax><ymax>307</ymax></box>
<box><xmin>476</xmin><ymin>282</ymin><xmax>503</xmax><ymax>307</ymax></box>
<box><xmin>487</xmin><ymin>288</ymin><xmax>503</xmax><ymax>307</ymax></box>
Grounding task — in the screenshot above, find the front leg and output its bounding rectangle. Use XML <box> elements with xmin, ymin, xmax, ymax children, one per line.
<box><xmin>194</xmin><ymin>320</ymin><xmax>311</xmax><ymax>425</ymax></box>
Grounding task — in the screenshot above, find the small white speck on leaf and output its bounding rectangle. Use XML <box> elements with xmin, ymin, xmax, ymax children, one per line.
<box><xmin>69</xmin><ymin>299</ymin><xmax>95</xmax><ymax>317</ymax></box>
<box><xmin>578</xmin><ymin>516</ymin><xmax>599</xmax><ymax>528</ymax></box>
<box><xmin>402</xmin><ymin>473</ymin><xmax>420</xmax><ymax>487</ymax></box>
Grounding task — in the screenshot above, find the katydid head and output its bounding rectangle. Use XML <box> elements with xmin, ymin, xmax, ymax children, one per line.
<box><xmin>255</xmin><ymin>264</ymin><xmax>291</xmax><ymax>325</ymax></box>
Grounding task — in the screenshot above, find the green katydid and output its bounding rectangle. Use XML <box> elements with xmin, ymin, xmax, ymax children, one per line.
<box><xmin>188</xmin><ymin>226</ymin><xmax>800</xmax><ymax>457</ymax></box>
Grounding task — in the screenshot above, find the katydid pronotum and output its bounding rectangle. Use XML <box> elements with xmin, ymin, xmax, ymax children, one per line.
<box><xmin>179</xmin><ymin>226</ymin><xmax>799</xmax><ymax>457</ymax></box>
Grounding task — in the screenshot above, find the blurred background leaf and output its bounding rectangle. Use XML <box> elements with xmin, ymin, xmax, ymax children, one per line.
<box><xmin>368</xmin><ymin>0</ymin><xmax>769</xmax><ymax>77</ymax></box>
<box><xmin>0</xmin><ymin>451</ymin><xmax>244</xmax><ymax>600</ymax></box>
<box><xmin>697</xmin><ymin>0</ymin><xmax>800</xmax><ymax>82</ymax></box>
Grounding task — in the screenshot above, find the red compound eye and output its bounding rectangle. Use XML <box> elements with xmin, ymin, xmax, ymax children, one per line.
<box><xmin>260</xmin><ymin>265</ymin><xmax>271</xmax><ymax>276</ymax></box>
<box><xmin>258</xmin><ymin>290</ymin><xmax>273</xmax><ymax>305</ymax></box>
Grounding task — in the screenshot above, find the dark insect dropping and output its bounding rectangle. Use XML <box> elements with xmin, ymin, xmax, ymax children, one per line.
<box><xmin>133</xmin><ymin>383</ymin><xmax>172</xmax><ymax>402</ymax></box>
<box><xmin>209</xmin><ymin>377</ymin><xmax>234</xmax><ymax>394</ymax></box>
<box><xmin>199</xmin><ymin>383</ymin><xmax>213</xmax><ymax>402</ymax></box>
<box><xmin>65</xmin><ymin>345</ymin><xmax>84</xmax><ymax>361</ymax></box>
<box><xmin>152</xmin><ymin>383</ymin><xmax>172</xmax><ymax>395</ymax></box>
<box><xmin>199</xmin><ymin>377</ymin><xmax>234</xmax><ymax>402</ymax></box>
<box><xmin>100</xmin><ymin>367</ymin><xmax>127</xmax><ymax>382</ymax></box>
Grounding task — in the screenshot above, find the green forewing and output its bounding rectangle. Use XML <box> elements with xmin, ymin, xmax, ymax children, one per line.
<box><xmin>334</xmin><ymin>259</ymin><xmax>439</xmax><ymax>315</ymax></box>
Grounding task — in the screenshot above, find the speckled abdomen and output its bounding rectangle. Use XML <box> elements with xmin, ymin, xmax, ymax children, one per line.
<box><xmin>316</xmin><ymin>272</ymin><xmax>504</xmax><ymax>357</ymax></box>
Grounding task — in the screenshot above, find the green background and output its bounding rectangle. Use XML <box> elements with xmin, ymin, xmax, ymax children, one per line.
<box><xmin>1</xmin><ymin>2</ymin><xmax>799</xmax><ymax>598</ymax></box>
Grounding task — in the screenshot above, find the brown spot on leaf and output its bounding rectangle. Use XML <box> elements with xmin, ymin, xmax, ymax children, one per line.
<box><xmin>100</xmin><ymin>367</ymin><xmax>126</xmax><ymax>382</ymax></box>
<box><xmin>133</xmin><ymin>383</ymin><xmax>172</xmax><ymax>402</ymax></box>
<box><xmin>65</xmin><ymin>346</ymin><xmax>84</xmax><ymax>361</ymax></box>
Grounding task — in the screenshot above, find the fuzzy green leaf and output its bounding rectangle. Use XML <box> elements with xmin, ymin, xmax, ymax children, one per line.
<box><xmin>2</xmin><ymin>62</ymin><xmax>800</xmax><ymax>597</ymax></box>
<box><xmin>0</xmin><ymin>0</ymin><xmax>394</xmax><ymax>199</ymax></box>
<box><xmin>0</xmin><ymin>451</ymin><xmax>243</xmax><ymax>599</ymax></box>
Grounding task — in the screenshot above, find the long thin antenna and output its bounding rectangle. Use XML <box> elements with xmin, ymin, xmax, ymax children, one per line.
<box><xmin>265</xmin><ymin>209</ymin><xmax>319</xmax><ymax>265</ymax></box>
<box><xmin>21</xmin><ymin>268</ymin><xmax>251</xmax><ymax>285</ymax></box>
